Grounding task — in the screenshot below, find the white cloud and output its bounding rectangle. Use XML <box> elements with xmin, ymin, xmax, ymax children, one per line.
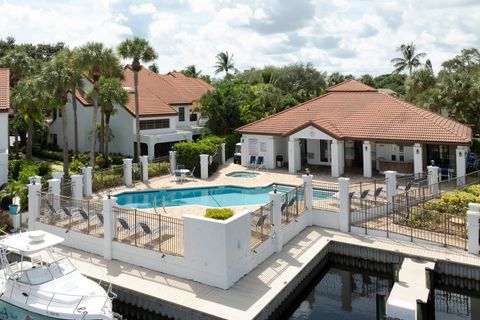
<box><xmin>0</xmin><ymin>0</ymin><xmax>478</xmax><ymax>77</ymax></box>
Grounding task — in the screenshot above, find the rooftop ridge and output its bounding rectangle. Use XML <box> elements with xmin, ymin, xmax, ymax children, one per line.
<box><xmin>326</xmin><ymin>79</ymin><xmax>377</xmax><ymax>92</ymax></box>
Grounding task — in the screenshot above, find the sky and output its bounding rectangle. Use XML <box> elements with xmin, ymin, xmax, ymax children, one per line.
<box><xmin>0</xmin><ymin>0</ymin><xmax>479</xmax><ymax>78</ymax></box>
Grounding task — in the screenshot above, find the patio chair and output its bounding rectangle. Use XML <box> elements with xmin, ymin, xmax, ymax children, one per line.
<box><xmin>251</xmin><ymin>214</ymin><xmax>267</xmax><ymax>229</ymax></box>
<box><xmin>117</xmin><ymin>217</ymin><xmax>138</xmax><ymax>232</ymax></box>
<box><xmin>186</xmin><ymin>167</ymin><xmax>196</xmax><ymax>179</ymax></box>
<box><xmin>366</xmin><ymin>187</ymin><xmax>383</xmax><ymax>201</ymax></box>
<box><xmin>248</xmin><ymin>156</ymin><xmax>256</xmax><ymax>168</ymax></box>
<box><xmin>352</xmin><ymin>189</ymin><xmax>370</xmax><ymax>200</ymax></box>
<box><xmin>137</xmin><ymin>221</ymin><xmax>169</xmax><ymax>236</ymax></box>
<box><xmin>255</xmin><ymin>156</ymin><xmax>265</xmax><ymax>170</ymax></box>
<box><xmin>398</xmin><ymin>182</ymin><xmax>412</xmax><ymax>193</ymax></box>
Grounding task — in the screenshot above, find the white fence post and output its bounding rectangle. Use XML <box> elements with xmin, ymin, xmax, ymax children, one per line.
<box><xmin>303</xmin><ymin>174</ymin><xmax>313</xmax><ymax>226</ymax></box>
<box><xmin>102</xmin><ymin>196</ymin><xmax>117</xmax><ymax>260</ymax></box>
<box><xmin>82</xmin><ymin>166</ymin><xmax>93</xmax><ymax>198</ymax></box>
<box><xmin>71</xmin><ymin>175</ymin><xmax>83</xmax><ymax>200</ymax></box>
<box><xmin>123</xmin><ymin>158</ymin><xmax>132</xmax><ymax>187</ymax></box>
<box><xmin>385</xmin><ymin>170</ymin><xmax>397</xmax><ymax>203</ymax></box>
<box><xmin>467</xmin><ymin>203</ymin><xmax>480</xmax><ymax>254</ymax></box>
<box><xmin>32</xmin><ymin>176</ymin><xmax>42</xmax><ymax>185</ymax></box>
<box><xmin>48</xmin><ymin>178</ymin><xmax>61</xmax><ymax>211</ymax></box>
<box><xmin>27</xmin><ymin>181</ymin><xmax>41</xmax><ymax>231</ymax></box>
<box><xmin>338</xmin><ymin>177</ymin><xmax>350</xmax><ymax>232</ymax></box>
<box><xmin>140</xmin><ymin>155</ymin><xmax>149</xmax><ymax>182</ymax></box>
<box><xmin>427</xmin><ymin>166</ymin><xmax>439</xmax><ymax>195</ymax></box>
<box><xmin>269</xmin><ymin>190</ymin><xmax>283</xmax><ymax>253</ymax></box>
<box><xmin>221</xmin><ymin>143</ymin><xmax>226</xmax><ymax>165</ymax></box>
<box><xmin>200</xmin><ymin>154</ymin><xmax>209</xmax><ymax>179</ymax></box>
<box><xmin>169</xmin><ymin>151</ymin><xmax>177</xmax><ymax>174</ymax></box>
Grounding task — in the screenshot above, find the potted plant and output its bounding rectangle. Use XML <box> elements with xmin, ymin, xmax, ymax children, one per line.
<box><xmin>0</xmin><ymin>182</ymin><xmax>22</xmax><ymax>215</ymax></box>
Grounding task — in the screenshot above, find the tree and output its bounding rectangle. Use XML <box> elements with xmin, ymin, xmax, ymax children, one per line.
<box><xmin>76</xmin><ymin>42</ymin><xmax>122</xmax><ymax>167</ymax></box>
<box><xmin>214</xmin><ymin>51</ymin><xmax>237</xmax><ymax>77</ymax></box>
<box><xmin>391</xmin><ymin>43</ymin><xmax>427</xmax><ymax>75</ymax></box>
<box><xmin>327</xmin><ymin>72</ymin><xmax>345</xmax><ymax>87</ymax></box>
<box><xmin>404</xmin><ymin>68</ymin><xmax>436</xmax><ymax>102</ymax></box>
<box><xmin>359</xmin><ymin>74</ymin><xmax>376</xmax><ymax>87</ymax></box>
<box><xmin>97</xmin><ymin>78</ymin><xmax>129</xmax><ymax>155</ymax></box>
<box><xmin>374</xmin><ymin>73</ymin><xmax>407</xmax><ymax>95</ymax></box>
<box><xmin>148</xmin><ymin>63</ymin><xmax>159</xmax><ymax>73</ymax></box>
<box><xmin>42</xmin><ymin>53</ymin><xmax>83</xmax><ymax>176</ymax></box>
<box><xmin>272</xmin><ymin>63</ymin><xmax>326</xmax><ymax>102</ymax></box>
<box><xmin>117</xmin><ymin>37</ymin><xmax>158</xmax><ymax>163</ymax></box>
<box><xmin>441</xmin><ymin>48</ymin><xmax>480</xmax><ymax>74</ymax></box>
<box><xmin>182</xmin><ymin>65</ymin><xmax>202</xmax><ymax>78</ymax></box>
<box><xmin>0</xmin><ymin>48</ymin><xmax>34</xmax><ymax>157</ymax></box>
<box><xmin>11</xmin><ymin>76</ymin><xmax>53</xmax><ymax>159</ymax></box>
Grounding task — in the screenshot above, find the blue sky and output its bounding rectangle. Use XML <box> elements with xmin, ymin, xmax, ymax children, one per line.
<box><xmin>1</xmin><ymin>0</ymin><xmax>479</xmax><ymax>77</ymax></box>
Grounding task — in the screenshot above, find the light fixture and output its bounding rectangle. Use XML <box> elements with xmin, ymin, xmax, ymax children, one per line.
<box><xmin>107</xmin><ymin>189</ymin><xmax>112</xmax><ymax>199</ymax></box>
<box><xmin>161</xmin><ymin>254</ymin><xmax>166</xmax><ymax>258</ymax></box>
<box><xmin>30</xmin><ymin>177</ymin><xmax>36</xmax><ymax>185</ymax></box>
<box><xmin>416</xmin><ymin>149</ymin><xmax>419</xmax><ymax>154</ymax></box>
<box><xmin>459</xmin><ymin>151</ymin><xmax>463</xmax><ymax>157</ymax></box>
<box><xmin>273</xmin><ymin>184</ymin><xmax>277</xmax><ymax>193</ymax></box>
<box><xmin>431</xmin><ymin>160</ymin><xmax>435</xmax><ymax>166</ymax></box>
<box><xmin>365</xmin><ymin>146</ymin><xmax>368</xmax><ymax>151</ymax></box>
<box><xmin>305</xmin><ymin>168</ymin><xmax>310</xmax><ymax>176</ymax></box>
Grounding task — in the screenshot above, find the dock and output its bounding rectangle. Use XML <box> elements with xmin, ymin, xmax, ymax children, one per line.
<box><xmin>56</xmin><ymin>227</ymin><xmax>480</xmax><ymax>320</ymax></box>
<box><xmin>386</xmin><ymin>258</ymin><xmax>435</xmax><ymax>319</ymax></box>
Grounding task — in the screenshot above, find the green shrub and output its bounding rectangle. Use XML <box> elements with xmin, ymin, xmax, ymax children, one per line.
<box><xmin>70</xmin><ymin>158</ymin><xmax>84</xmax><ymax>174</ymax></box>
<box><xmin>204</xmin><ymin>208</ymin><xmax>234</xmax><ymax>220</ymax></box>
<box><xmin>37</xmin><ymin>162</ymin><xmax>51</xmax><ymax>176</ymax></box>
<box><xmin>36</xmin><ymin>149</ymin><xmax>63</xmax><ymax>161</ymax></box>
<box><xmin>174</xmin><ymin>136</ymin><xmax>225</xmax><ymax>177</ymax></box>
<box><xmin>17</xmin><ymin>161</ymin><xmax>39</xmax><ymax>184</ymax></box>
<box><xmin>471</xmin><ymin>138</ymin><xmax>480</xmax><ymax>155</ymax></box>
<box><xmin>464</xmin><ymin>184</ymin><xmax>480</xmax><ymax>197</ymax></box>
<box><xmin>148</xmin><ymin>161</ymin><xmax>169</xmax><ymax>177</ymax></box>
<box><xmin>8</xmin><ymin>160</ymin><xmax>23</xmax><ymax>181</ymax></box>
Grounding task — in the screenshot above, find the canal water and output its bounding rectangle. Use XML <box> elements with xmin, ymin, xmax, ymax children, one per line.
<box><xmin>112</xmin><ymin>254</ymin><xmax>480</xmax><ymax>320</ymax></box>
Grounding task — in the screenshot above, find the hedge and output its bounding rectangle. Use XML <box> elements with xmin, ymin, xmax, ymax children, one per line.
<box><xmin>174</xmin><ymin>136</ymin><xmax>225</xmax><ymax>177</ymax></box>
<box><xmin>205</xmin><ymin>208</ymin><xmax>234</xmax><ymax>220</ymax></box>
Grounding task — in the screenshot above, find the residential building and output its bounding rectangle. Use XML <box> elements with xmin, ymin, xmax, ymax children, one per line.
<box><xmin>0</xmin><ymin>68</ymin><xmax>9</xmax><ymax>185</ymax></box>
<box><xmin>49</xmin><ymin>66</ymin><xmax>213</xmax><ymax>159</ymax></box>
<box><xmin>236</xmin><ymin>80</ymin><xmax>472</xmax><ymax>178</ymax></box>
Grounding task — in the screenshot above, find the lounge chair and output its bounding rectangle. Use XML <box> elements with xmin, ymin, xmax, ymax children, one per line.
<box><xmin>255</xmin><ymin>156</ymin><xmax>265</xmax><ymax>170</ymax></box>
<box><xmin>331</xmin><ymin>191</ymin><xmax>355</xmax><ymax>201</ymax></box>
<box><xmin>137</xmin><ymin>222</ymin><xmax>169</xmax><ymax>236</ymax></box>
<box><xmin>251</xmin><ymin>214</ymin><xmax>267</xmax><ymax>229</ymax></box>
<box><xmin>398</xmin><ymin>182</ymin><xmax>412</xmax><ymax>193</ymax></box>
<box><xmin>117</xmin><ymin>217</ymin><xmax>137</xmax><ymax>232</ymax></box>
<box><xmin>366</xmin><ymin>187</ymin><xmax>383</xmax><ymax>201</ymax></box>
<box><xmin>352</xmin><ymin>189</ymin><xmax>370</xmax><ymax>200</ymax></box>
<box><xmin>248</xmin><ymin>156</ymin><xmax>256</xmax><ymax>168</ymax></box>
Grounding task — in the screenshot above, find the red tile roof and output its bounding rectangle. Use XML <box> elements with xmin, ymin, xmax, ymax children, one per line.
<box><xmin>326</xmin><ymin>79</ymin><xmax>378</xmax><ymax>92</ymax></box>
<box><xmin>74</xmin><ymin>66</ymin><xmax>213</xmax><ymax>117</ymax></box>
<box><xmin>236</xmin><ymin>80</ymin><xmax>471</xmax><ymax>145</ymax></box>
<box><xmin>0</xmin><ymin>68</ymin><xmax>9</xmax><ymax>112</ymax></box>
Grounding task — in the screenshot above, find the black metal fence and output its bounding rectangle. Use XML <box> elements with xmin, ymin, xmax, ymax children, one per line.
<box><xmin>208</xmin><ymin>146</ymin><xmax>222</xmax><ymax>177</ymax></box>
<box><xmin>60</xmin><ymin>176</ymin><xmax>72</xmax><ymax>197</ymax></box>
<box><xmin>92</xmin><ymin>165</ymin><xmax>124</xmax><ymax>192</ymax></box>
<box><xmin>148</xmin><ymin>157</ymin><xmax>170</xmax><ymax>178</ymax></box>
<box><xmin>132</xmin><ymin>162</ymin><xmax>141</xmax><ymax>184</ymax></box>
<box><xmin>281</xmin><ymin>184</ymin><xmax>307</xmax><ymax>227</ymax></box>
<box><xmin>113</xmin><ymin>206</ymin><xmax>184</xmax><ymax>256</ymax></box>
<box><xmin>40</xmin><ymin>192</ymin><xmax>104</xmax><ymax>238</ymax></box>
<box><xmin>250</xmin><ymin>201</ymin><xmax>273</xmax><ymax>249</ymax></box>
<box><xmin>312</xmin><ymin>180</ymin><xmax>339</xmax><ymax>212</ymax></box>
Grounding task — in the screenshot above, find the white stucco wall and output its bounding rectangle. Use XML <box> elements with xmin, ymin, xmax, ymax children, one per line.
<box><xmin>171</xmin><ymin>105</ymin><xmax>202</xmax><ymax>129</ymax></box>
<box><xmin>0</xmin><ymin>113</ymin><xmax>7</xmax><ymax>185</ymax></box>
<box><xmin>241</xmin><ymin>134</ymin><xmax>276</xmax><ymax>169</ymax></box>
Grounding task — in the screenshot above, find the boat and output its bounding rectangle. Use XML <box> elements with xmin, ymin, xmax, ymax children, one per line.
<box><xmin>0</xmin><ymin>230</ymin><xmax>118</xmax><ymax>319</ymax></box>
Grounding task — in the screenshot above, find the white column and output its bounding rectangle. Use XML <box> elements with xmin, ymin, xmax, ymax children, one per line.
<box><xmin>303</xmin><ymin>174</ymin><xmax>313</xmax><ymax>226</ymax></box>
<box><xmin>147</xmin><ymin>142</ymin><xmax>155</xmax><ymax>161</ymax></box>
<box><xmin>28</xmin><ymin>182</ymin><xmax>41</xmax><ymax>231</ymax></box>
<box><xmin>456</xmin><ymin>146</ymin><xmax>468</xmax><ymax>187</ymax></box>
<box><xmin>295</xmin><ymin>139</ymin><xmax>301</xmax><ymax>172</ymax></box>
<box><xmin>0</xmin><ymin>153</ymin><xmax>8</xmax><ymax>186</ymax></box>
<box><xmin>385</xmin><ymin>171</ymin><xmax>397</xmax><ymax>203</ymax></box>
<box><xmin>331</xmin><ymin>140</ymin><xmax>340</xmax><ymax>177</ymax></box>
<box><xmin>338</xmin><ymin>177</ymin><xmax>350</xmax><ymax>232</ymax></box>
<box><xmin>269</xmin><ymin>191</ymin><xmax>283</xmax><ymax>253</ymax></box>
<box><xmin>338</xmin><ymin>140</ymin><xmax>345</xmax><ymax>175</ymax></box>
<box><xmin>241</xmin><ymin>139</ymin><xmax>248</xmax><ymax>167</ymax></box>
<box><xmin>52</xmin><ymin>171</ymin><xmax>64</xmax><ymax>180</ymax></box>
<box><xmin>32</xmin><ymin>176</ymin><xmax>42</xmax><ymax>185</ymax></box>
<box><xmin>467</xmin><ymin>203</ymin><xmax>480</xmax><ymax>254</ymax></box>
<box><xmin>288</xmin><ymin>139</ymin><xmax>296</xmax><ymax>173</ymax></box>
<box><xmin>413</xmin><ymin>143</ymin><xmax>423</xmax><ymax>178</ymax></box>
<box><xmin>82</xmin><ymin>166</ymin><xmax>92</xmax><ymax>198</ymax></box>
<box><xmin>363</xmin><ymin>141</ymin><xmax>372</xmax><ymax>178</ymax></box>
<box><xmin>48</xmin><ymin>178</ymin><xmax>61</xmax><ymax>211</ymax></box>
<box><xmin>140</xmin><ymin>155</ymin><xmax>149</xmax><ymax>182</ymax></box>
<box><xmin>221</xmin><ymin>143</ymin><xmax>226</xmax><ymax>165</ymax></box>
<box><xmin>427</xmin><ymin>166</ymin><xmax>439</xmax><ymax>195</ymax></box>
<box><xmin>200</xmin><ymin>154</ymin><xmax>209</xmax><ymax>179</ymax></box>
<box><xmin>169</xmin><ymin>151</ymin><xmax>177</xmax><ymax>174</ymax></box>
<box><xmin>102</xmin><ymin>196</ymin><xmax>117</xmax><ymax>260</ymax></box>
<box><xmin>71</xmin><ymin>174</ymin><xmax>83</xmax><ymax>200</ymax></box>
<box><xmin>123</xmin><ymin>158</ymin><xmax>132</xmax><ymax>187</ymax></box>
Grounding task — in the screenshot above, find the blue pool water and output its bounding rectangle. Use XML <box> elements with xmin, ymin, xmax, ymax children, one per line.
<box><xmin>116</xmin><ymin>184</ymin><xmax>333</xmax><ymax>209</ymax></box>
<box><xmin>225</xmin><ymin>171</ymin><xmax>260</xmax><ymax>178</ymax></box>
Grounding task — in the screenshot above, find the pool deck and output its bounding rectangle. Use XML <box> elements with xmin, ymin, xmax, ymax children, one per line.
<box><xmin>58</xmin><ymin>227</ymin><xmax>480</xmax><ymax>320</ymax></box>
<box><xmin>93</xmin><ymin>160</ymin><xmax>384</xmax><ymax>219</ymax></box>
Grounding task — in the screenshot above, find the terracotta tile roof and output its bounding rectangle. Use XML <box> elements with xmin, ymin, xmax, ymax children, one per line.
<box><xmin>75</xmin><ymin>88</ymin><xmax>92</xmax><ymax>106</ymax></box>
<box><xmin>74</xmin><ymin>67</ymin><xmax>213</xmax><ymax>117</ymax></box>
<box><xmin>0</xmin><ymin>68</ymin><xmax>9</xmax><ymax>112</ymax></box>
<box><xmin>236</xmin><ymin>80</ymin><xmax>471</xmax><ymax>145</ymax></box>
<box><xmin>326</xmin><ymin>79</ymin><xmax>378</xmax><ymax>92</ymax></box>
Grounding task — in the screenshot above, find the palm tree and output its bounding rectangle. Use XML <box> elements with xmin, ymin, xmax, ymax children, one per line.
<box><xmin>214</xmin><ymin>51</ymin><xmax>236</xmax><ymax>77</ymax></box>
<box><xmin>182</xmin><ymin>65</ymin><xmax>202</xmax><ymax>78</ymax></box>
<box><xmin>117</xmin><ymin>37</ymin><xmax>158</xmax><ymax>163</ymax></box>
<box><xmin>76</xmin><ymin>42</ymin><xmax>122</xmax><ymax>167</ymax></box>
<box><xmin>97</xmin><ymin>78</ymin><xmax>129</xmax><ymax>155</ymax></box>
<box><xmin>0</xmin><ymin>48</ymin><xmax>34</xmax><ymax>157</ymax></box>
<box><xmin>11</xmin><ymin>76</ymin><xmax>53</xmax><ymax>159</ymax></box>
<box><xmin>391</xmin><ymin>43</ymin><xmax>427</xmax><ymax>75</ymax></box>
<box><xmin>148</xmin><ymin>63</ymin><xmax>159</xmax><ymax>73</ymax></box>
<box><xmin>42</xmin><ymin>54</ymin><xmax>83</xmax><ymax>176</ymax></box>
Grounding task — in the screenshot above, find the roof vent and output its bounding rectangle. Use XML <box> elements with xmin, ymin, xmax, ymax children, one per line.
<box><xmin>123</xmin><ymin>87</ymin><xmax>135</xmax><ymax>93</ymax></box>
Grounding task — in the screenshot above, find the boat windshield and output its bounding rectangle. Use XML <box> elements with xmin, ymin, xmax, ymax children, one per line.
<box><xmin>14</xmin><ymin>257</ymin><xmax>76</xmax><ymax>285</ymax></box>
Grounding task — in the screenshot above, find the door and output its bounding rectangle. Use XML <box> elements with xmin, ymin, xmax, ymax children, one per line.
<box><xmin>353</xmin><ymin>141</ymin><xmax>363</xmax><ymax>167</ymax></box>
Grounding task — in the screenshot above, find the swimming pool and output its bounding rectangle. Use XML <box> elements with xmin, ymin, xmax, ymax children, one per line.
<box><xmin>225</xmin><ymin>171</ymin><xmax>260</xmax><ymax>178</ymax></box>
<box><xmin>116</xmin><ymin>185</ymin><xmax>333</xmax><ymax>209</ymax></box>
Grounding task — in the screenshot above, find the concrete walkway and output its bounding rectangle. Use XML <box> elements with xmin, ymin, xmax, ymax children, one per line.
<box><xmin>56</xmin><ymin>227</ymin><xmax>480</xmax><ymax>320</ymax></box>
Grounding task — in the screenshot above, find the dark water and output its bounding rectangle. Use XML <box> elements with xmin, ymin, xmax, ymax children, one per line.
<box><xmin>434</xmin><ymin>288</ymin><xmax>480</xmax><ymax>319</ymax></box>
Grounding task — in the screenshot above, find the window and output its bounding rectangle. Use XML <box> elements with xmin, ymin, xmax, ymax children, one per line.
<box><xmin>139</xmin><ymin>119</ymin><xmax>170</xmax><ymax>130</ymax></box>
<box><xmin>179</xmin><ymin>107</ymin><xmax>185</xmax><ymax>122</ymax></box>
<box><xmin>190</xmin><ymin>113</ymin><xmax>198</xmax><ymax>122</ymax></box>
